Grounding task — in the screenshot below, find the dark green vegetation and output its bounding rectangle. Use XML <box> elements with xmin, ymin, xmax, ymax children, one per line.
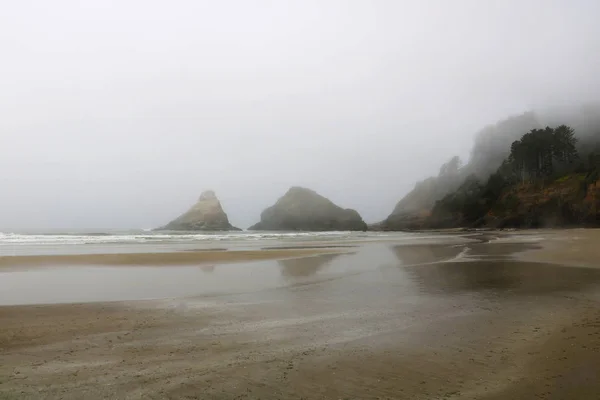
<box><xmin>380</xmin><ymin>105</ymin><xmax>600</xmax><ymax>230</ymax></box>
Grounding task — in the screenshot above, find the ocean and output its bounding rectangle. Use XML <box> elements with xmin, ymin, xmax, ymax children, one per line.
<box><xmin>0</xmin><ymin>230</ymin><xmax>412</xmax><ymax>256</ymax></box>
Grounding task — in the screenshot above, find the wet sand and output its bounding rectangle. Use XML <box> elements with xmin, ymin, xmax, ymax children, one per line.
<box><xmin>0</xmin><ymin>248</ymin><xmax>343</xmax><ymax>268</ymax></box>
<box><xmin>2</xmin><ymin>231</ymin><xmax>600</xmax><ymax>399</ymax></box>
<box><xmin>520</xmin><ymin>228</ymin><xmax>600</xmax><ymax>268</ymax></box>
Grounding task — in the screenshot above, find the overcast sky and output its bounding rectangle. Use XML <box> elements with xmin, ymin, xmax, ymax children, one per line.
<box><xmin>1</xmin><ymin>0</ymin><xmax>599</xmax><ymax>230</ymax></box>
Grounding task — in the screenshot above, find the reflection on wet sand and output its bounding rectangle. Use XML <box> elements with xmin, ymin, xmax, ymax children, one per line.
<box><xmin>278</xmin><ymin>253</ymin><xmax>342</xmax><ymax>278</ymax></box>
<box><xmin>263</xmin><ymin>245</ymin><xmax>356</xmax><ymax>250</ymax></box>
<box><xmin>199</xmin><ymin>264</ymin><xmax>215</xmax><ymax>273</ymax></box>
<box><xmin>392</xmin><ymin>243</ymin><xmax>464</xmax><ymax>265</ymax></box>
<box><xmin>392</xmin><ymin>239</ymin><xmax>542</xmax><ymax>266</ymax></box>
<box><xmin>466</xmin><ymin>241</ymin><xmax>541</xmax><ymax>257</ymax></box>
<box><xmin>3</xmin><ymin>232</ymin><xmax>600</xmax><ymax>399</ymax></box>
<box><xmin>403</xmin><ymin>260</ymin><xmax>600</xmax><ymax>295</ymax></box>
<box><xmin>394</xmin><ymin>240</ymin><xmax>600</xmax><ymax>295</ymax></box>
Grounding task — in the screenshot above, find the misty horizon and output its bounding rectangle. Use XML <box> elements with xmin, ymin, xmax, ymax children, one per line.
<box><xmin>2</xmin><ymin>1</ymin><xmax>600</xmax><ymax>230</ymax></box>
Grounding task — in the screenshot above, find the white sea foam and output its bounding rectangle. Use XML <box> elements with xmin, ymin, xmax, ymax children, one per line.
<box><xmin>0</xmin><ymin>231</ymin><xmax>374</xmax><ymax>246</ymax></box>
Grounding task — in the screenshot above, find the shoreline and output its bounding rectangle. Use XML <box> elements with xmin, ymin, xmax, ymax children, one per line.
<box><xmin>3</xmin><ymin>228</ymin><xmax>599</xmax><ymax>270</ymax></box>
<box><xmin>2</xmin><ymin>231</ymin><xmax>600</xmax><ymax>398</ymax></box>
<box><xmin>517</xmin><ymin>228</ymin><xmax>600</xmax><ymax>268</ymax></box>
<box><xmin>0</xmin><ymin>247</ymin><xmax>348</xmax><ymax>268</ymax></box>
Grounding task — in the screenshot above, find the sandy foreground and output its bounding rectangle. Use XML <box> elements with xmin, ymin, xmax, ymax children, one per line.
<box><xmin>1</xmin><ymin>231</ymin><xmax>600</xmax><ymax>399</ymax></box>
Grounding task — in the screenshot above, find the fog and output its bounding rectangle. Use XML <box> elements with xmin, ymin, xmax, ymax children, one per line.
<box><xmin>1</xmin><ymin>0</ymin><xmax>599</xmax><ymax>230</ymax></box>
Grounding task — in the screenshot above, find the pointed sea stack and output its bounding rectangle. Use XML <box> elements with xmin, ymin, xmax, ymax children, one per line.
<box><xmin>249</xmin><ymin>187</ymin><xmax>367</xmax><ymax>231</ymax></box>
<box><xmin>158</xmin><ymin>190</ymin><xmax>240</xmax><ymax>231</ymax></box>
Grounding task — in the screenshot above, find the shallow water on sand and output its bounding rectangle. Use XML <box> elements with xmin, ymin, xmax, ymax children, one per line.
<box><xmin>3</xmin><ymin>233</ymin><xmax>600</xmax><ymax>399</ymax></box>
<box><xmin>0</xmin><ymin>247</ymin><xmax>389</xmax><ymax>305</ymax></box>
<box><xmin>3</xmin><ymin>238</ymin><xmax>600</xmax><ymax>306</ymax></box>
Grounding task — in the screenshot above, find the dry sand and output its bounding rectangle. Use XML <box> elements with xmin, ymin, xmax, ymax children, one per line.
<box><xmin>1</xmin><ymin>231</ymin><xmax>600</xmax><ymax>399</ymax></box>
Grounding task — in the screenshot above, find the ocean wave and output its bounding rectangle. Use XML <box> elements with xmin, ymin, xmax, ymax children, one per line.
<box><xmin>0</xmin><ymin>231</ymin><xmax>374</xmax><ymax>246</ymax></box>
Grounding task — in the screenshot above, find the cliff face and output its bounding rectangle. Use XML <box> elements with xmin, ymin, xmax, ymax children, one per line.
<box><xmin>390</xmin><ymin>177</ymin><xmax>438</xmax><ymax>216</ymax></box>
<box><xmin>380</xmin><ymin>112</ymin><xmax>543</xmax><ymax>231</ymax></box>
<box><xmin>158</xmin><ymin>191</ymin><xmax>240</xmax><ymax>231</ymax></box>
<box><xmin>249</xmin><ymin>187</ymin><xmax>367</xmax><ymax>231</ymax></box>
<box><xmin>387</xmin><ymin>172</ymin><xmax>600</xmax><ymax>230</ymax></box>
<box><xmin>484</xmin><ymin>174</ymin><xmax>600</xmax><ymax>228</ymax></box>
<box><xmin>380</xmin><ymin>159</ymin><xmax>462</xmax><ymax>230</ymax></box>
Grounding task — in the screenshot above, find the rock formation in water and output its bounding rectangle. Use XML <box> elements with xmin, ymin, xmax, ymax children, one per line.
<box><xmin>157</xmin><ymin>190</ymin><xmax>240</xmax><ymax>231</ymax></box>
<box><xmin>248</xmin><ymin>187</ymin><xmax>367</xmax><ymax>231</ymax></box>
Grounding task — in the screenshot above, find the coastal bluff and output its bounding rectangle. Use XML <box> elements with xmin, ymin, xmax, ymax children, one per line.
<box><xmin>249</xmin><ymin>187</ymin><xmax>367</xmax><ymax>231</ymax></box>
<box><xmin>157</xmin><ymin>190</ymin><xmax>240</xmax><ymax>231</ymax></box>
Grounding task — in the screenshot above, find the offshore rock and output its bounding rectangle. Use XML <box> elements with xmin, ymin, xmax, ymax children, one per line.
<box><xmin>158</xmin><ymin>190</ymin><xmax>240</xmax><ymax>231</ymax></box>
<box><xmin>249</xmin><ymin>187</ymin><xmax>367</xmax><ymax>231</ymax></box>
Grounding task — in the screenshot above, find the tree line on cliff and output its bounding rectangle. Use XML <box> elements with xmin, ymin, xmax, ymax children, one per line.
<box><xmin>383</xmin><ymin>104</ymin><xmax>600</xmax><ymax>229</ymax></box>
